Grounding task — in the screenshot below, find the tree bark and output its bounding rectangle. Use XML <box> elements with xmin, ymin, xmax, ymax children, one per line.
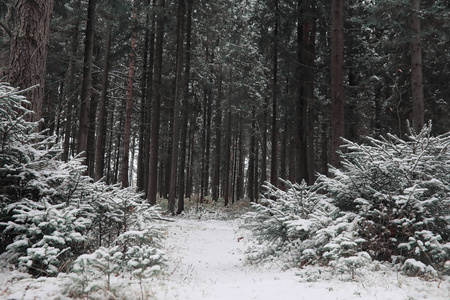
<box><xmin>8</xmin><ymin>0</ymin><xmax>54</xmax><ymax>123</ymax></box>
<box><xmin>177</xmin><ymin>0</ymin><xmax>193</xmax><ymax>215</ymax></box>
<box><xmin>63</xmin><ymin>0</ymin><xmax>81</xmax><ymax>162</ymax></box>
<box><xmin>94</xmin><ymin>23</ymin><xmax>112</xmax><ymax>182</ymax></box>
<box><xmin>331</xmin><ymin>0</ymin><xmax>345</xmax><ymax>168</ymax></box>
<box><xmin>270</xmin><ymin>0</ymin><xmax>279</xmax><ymax>186</ymax></box>
<box><xmin>410</xmin><ymin>0</ymin><xmax>424</xmax><ymax>132</ymax></box>
<box><xmin>147</xmin><ymin>0</ymin><xmax>166</xmax><ymax>205</ymax></box>
<box><xmin>121</xmin><ymin>7</ymin><xmax>137</xmax><ymax>188</ymax></box>
<box><xmin>77</xmin><ymin>0</ymin><xmax>96</xmax><ymax>163</ymax></box>
<box><xmin>212</xmin><ymin>68</ymin><xmax>223</xmax><ymax>201</ymax></box>
<box><xmin>168</xmin><ymin>0</ymin><xmax>185</xmax><ymax>214</ymax></box>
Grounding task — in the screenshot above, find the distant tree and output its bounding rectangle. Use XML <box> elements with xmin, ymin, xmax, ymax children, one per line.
<box><xmin>147</xmin><ymin>0</ymin><xmax>166</xmax><ymax>205</ymax></box>
<box><xmin>77</xmin><ymin>0</ymin><xmax>96</xmax><ymax>164</ymax></box>
<box><xmin>410</xmin><ymin>0</ymin><xmax>424</xmax><ymax>132</ymax></box>
<box><xmin>330</xmin><ymin>0</ymin><xmax>345</xmax><ymax>168</ymax></box>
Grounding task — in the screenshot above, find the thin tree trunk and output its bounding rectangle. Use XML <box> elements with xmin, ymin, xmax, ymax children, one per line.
<box><xmin>212</xmin><ymin>68</ymin><xmax>223</xmax><ymax>201</ymax></box>
<box><xmin>147</xmin><ymin>0</ymin><xmax>166</xmax><ymax>205</ymax></box>
<box><xmin>270</xmin><ymin>0</ymin><xmax>279</xmax><ymax>186</ymax></box>
<box><xmin>121</xmin><ymin>7</ymin><xmax>137</xmax><ymax>188</ymax></box>
<box><xmin>137</xmin><ymin>0</ymin><xmax>151</xmax><ymax>191</ymax></box>
<box><xmin>236</xmin><ymin>117</ymin><xmax>244</xmax><ymax>201</ymax></box>
<box><xmin>261</xmin><ymin>97</ymin><xmax>268</xmax><ymax>186</ymax></box>
<box><xmin>168</xmin><ymin>0</ymin><xmax>185</xmax><ymax>214</ymax></box>
<box><xmin>63</xmin><ymin>0</ymin><xmax>81</xmax><ymax>161</ymax></box>
<box><xmin>87</xmin><ymin>58</ymin><xmax>100</xmax><ymax>178</ymax></box>
<box><xmin>223</xmin><ymin>110</ymin><xmax>232</xmax><ymax>207</ymax></box>
<box><xmin>143</xmin><ymin>0</ymin><xmax>157</xmax><ymax>197</ymax></box>
<box><xmin>331</xmin><ymin>0</ymin><xmax>345</xmax><ymax>168</ymax></box>
<box><xmin>77</xmin><ymin>0</ymin><xmax>96</xmax><ymax>163</ymax></box>
<box><xmin>177</xmin><ymin>0</ymin><xmax>193</xmax><ymax>215</ymax></box>
<box><xmin>94</xmin><ymin>22</ymin><xmax>112</xmax><ymax>182</ymax></box>
<box><xmin>248</xmin><ymin>108</ymin><xmax>256</xmax><ymax>202</ymax></box>
<box><xmin>410</xmin><ymin>0</ymin><xmax>424</xmax><ymax>132</ymax></box>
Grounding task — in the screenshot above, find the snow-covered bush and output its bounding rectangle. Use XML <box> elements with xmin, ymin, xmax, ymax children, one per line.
<box><xmin>321</xmin><ymin>122</ymin><xmax>450</xmax><ymax>272</ymax></box>
<box><xmin>0</xmin><ymin>83</ymin><xmax>164</xmax><ymax>277</ymax></box>
<box><xmin>245</xmin><ymin>123</ymin><xmax>449</xmax><ymax>276</ymax></box>
<box><xmin>244</xmin><ymin>180</ymin><xmax>368</xmax><ymax>273</ymax></box>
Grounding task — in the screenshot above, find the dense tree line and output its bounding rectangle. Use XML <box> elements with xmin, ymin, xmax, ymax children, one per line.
<box><xmin>1</xmin><ymin>0</ymin><xmax>449</xmax><ymax>214</ymax></box>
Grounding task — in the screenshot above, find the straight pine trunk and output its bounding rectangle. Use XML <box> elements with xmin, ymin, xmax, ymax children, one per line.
<box><xmin>94</xmin><ymin>22</ymin><xmax>112</xmax><ymax>182</ymax></box>
<box><xmin>331</xmin><ymin>0</ymin><xmax>345</xmax><ymax>168</ymax></box>
<box><xmin>147</xmin><ymin>0</ymin><xmax>166</xmax><ymax>205</ymax></box>
<box><xmin>121</xmin><ymin>8</ymin><xmax>137</xmax><ymax>188</ymax></box>
<box><xmin>410</xmin><ymin>0</ymin><xmax>424</xmax><ymax>132</ymax></box>
<box><xmin>77</xmin><ymin>0</ymin><xmax>96</xmax><ymax>160</ymax></box>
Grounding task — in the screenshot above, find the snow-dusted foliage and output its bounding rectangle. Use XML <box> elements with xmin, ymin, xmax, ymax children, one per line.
<box><xmin>244</xmin><ymin>180</ymin><xmax>369</xmax><ymax>273</ymax></box>
<box><xmin>0</xmin><ymin>83</ymin><xmax>164</xmax><ymax>277</ymax></box>
<box><xmin>321</xmin><ymin>122</ymin><xmax>450</xmax><ymax>273</ymax></box>
<box><xmin>245</xmin><ymin>123</ymin><xmax>450</xmax><ymax>276</ymax></box>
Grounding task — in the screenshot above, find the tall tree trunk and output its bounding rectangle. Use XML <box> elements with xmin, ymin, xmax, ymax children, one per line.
<box><xmin>410</xmin><ymin>0</ymin><xmax>424</xmax><ymax>132</ymax></box>
<box><xmin>270</xmin><ymin>0</ymin><xmax>279</xmax><ymax>186</ymax></box>
<box><xmin>77</xmin><ymin>0</ymin><xmax>96</xmax><ymax>164</ymax></box>
<box><xmin>63</xmin><ymin>0</ymin><xmax>81</xmax><ymax>162</ymax></box>
<box><xmin>87</xmin><ymin>60</ymin><xmax>100</xmax><ymax>178</ymax></box>
<box><xmin>212</xmin><ymin>68</ymin><xmax>223</xmax><ymax>201</ymax></box>
<box><xmin>261</xmin><ymin>97</ymin><xmax>268</xmax><ymax>186</ymax></box>
<box><xmin>177</xmin><ymin>0</ymin><xmax>193</xmax><ymax>215</ymax></box>
<box><xmin>248</xmin><ymin>107</ymin><xmax>256</xmax><ymax>202</ymax></box>
<box><xmin>8</xmin><ymin>0</ymin><xmax>54</xmax><ymax>123</ymax></box>
<box><xmin>147</xmin><ymin>0</ymin><xmax>166</xmax><ymax>205</ymax></box>
<box><xmin>236</xmin><ymin>117</ymin><xmax>244</xmax><ymax>201</ymax></box>
<box><xmin>121</xmin><ymin>7</ymin><xmax>137</xmax><ymax>188</ymax></box>
<box><xmin>331</xmin><ymin>0</ymin><xmax>345</xmax><ymax>168</ymax></box>
<box><xmin>296</xmin><ymin>0</ymin><xmax>308</xmax><ymax>183</ymax></box>
<box><xmin>223</xmin><ymin>109</ymin><xmax>232</xmax><ymax>207</ymax></box>
<box><xmin>94</xmin><ymin>23</ymin><xmax>112</xmax><ymax>182</ymax></box>
<box><xmin>137</xmin><ymin>0</ymin><xmax>151</xmax><ymax>191</ymax></box>
<box><xmin>168</xmin><ymin>0</ymin><xmax>185</xmax><ymax>215</ymax></box>
<box><xmin>143</xmin><ymin>0</ymin><xmax>157</xmax><ymax>197</ymax></box>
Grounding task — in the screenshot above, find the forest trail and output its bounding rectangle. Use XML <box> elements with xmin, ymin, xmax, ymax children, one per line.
<box><xmin>149</xmin><ymin>217</ymin><xmax>449</xmax><ymax>300</ymax></box>
<box><xmin>153</xmin><ymin>217</ymin><xmax>307</xmax><ymax>300</ymax></box>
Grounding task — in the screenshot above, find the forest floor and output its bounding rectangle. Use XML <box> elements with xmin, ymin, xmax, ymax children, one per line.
<box><xmin>1</xmin><ymin>209</ymin><xmax>449</xmax><ymax>299</ymax></box>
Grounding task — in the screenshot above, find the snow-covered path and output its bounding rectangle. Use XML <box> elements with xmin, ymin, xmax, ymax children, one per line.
<box><xmin>0</xmin><ymin>216</ymin><xmax>448</xmax><ymax>299</ymax></box>
<box><xmin>150</xmin><ymin>217</ymin><xmax>450</xmax><ymax>300</ymax></box>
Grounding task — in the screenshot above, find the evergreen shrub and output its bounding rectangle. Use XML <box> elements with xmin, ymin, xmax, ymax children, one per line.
<box><xmin>0</xmin><ymin>83</ymin><xmax>165</xmax><ymax>277</ymax></box>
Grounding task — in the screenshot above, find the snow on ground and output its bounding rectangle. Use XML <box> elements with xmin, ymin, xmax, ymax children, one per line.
<box><xmin>152</xmin><ymin>217</ymin><xmax>449</xmax><ymax>300</ymax></box>
<box><xmin>1</xmin><ymin>215</ymin><xmax>449</xmax><ymax>299</ymax></box>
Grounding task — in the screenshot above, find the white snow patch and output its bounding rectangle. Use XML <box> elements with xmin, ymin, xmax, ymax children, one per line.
<box><xmin>0</xmin><ymin>217</ymin><xmax>449</xmax><ymax>299</ymax></box>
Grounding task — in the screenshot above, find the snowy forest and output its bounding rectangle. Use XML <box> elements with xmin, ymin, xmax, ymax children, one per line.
<box><xmin>1</xmin><ymin>0</ymin><xmax>450</xmax><ymax>299</ymax></box>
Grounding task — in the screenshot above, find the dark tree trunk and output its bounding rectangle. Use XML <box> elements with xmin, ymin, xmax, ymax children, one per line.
<box><xmin>331</xmin><ymin>0</ymin><xmax>345</xmax><ymax>168</ymax></box>
<box><xmin>94</xmin><ymin>23</ymin><xmax>112</xmax><ymax>182</ymax></box>
<box><xmin>212</xmin><ymin>69</ymin><xmax>223</xmax><ymax>201</ymax></box>
<box><xmin>168</xmin><ymin>0</ymin><xmax>185</xmax><ymax>214</ymax></box>
<box><xmin>87</xmin><ymin>59</ymin><xmax>100</xmax><ymax>178</ymax></box>
<box><xmin>270</xmin><ymin>0</ymin><xmax>279</xmax><ymax>186</ymax></box>
<box><xmin>137</xmin><ymin>0</ymin><xmax>151</xmax><ymax>191</ymax></box>
<box><xmin>147</xmin><ymin>0</ymin><xmax>166</xmax><ymax>205</ymax></box>
<box><xmin>248</xmin><ymin>108</ymin><xmax>256</xmax><ymax>202</ymax></box>
<box><xmin>77</xmin><ymin>0</ymin><xmax>96</xmax><ymax>163</ymax></box>
<box><xmin>223</xmin><ymin>109</ymin><xmax>232</xmax><ymax>206</ymax></box>
<box><xmin>177</xmin><ymin>0</ymin><xmax>193</xmax><ymax>215</ymax></box>
<box><xmin>121</xmin><ymin>8</ymin><xmax>137</xmax><ymax>188</ymax></box>
<box><xmin>143</xmin><ymin>0</ymin><xmax>157</xmax><ymax>197</ymax></box>
<box><xmin>8</xmin><ymin>0</ymin><xmax>54</xmax><ymax>123</ymax></box>
<box><xmin>410</xmin><ymin>0</ymin><xmax>424</xmax><ymax>132</ymax></box>
<box><xmin>261</xmin><ymin>97</ymin><xmax>268</xmax><ymax>186</ymax></box>
<box><xmin>63</xmin><ymin>0</ymin><xmax>81</xmax><ymax>162</ymax></box>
